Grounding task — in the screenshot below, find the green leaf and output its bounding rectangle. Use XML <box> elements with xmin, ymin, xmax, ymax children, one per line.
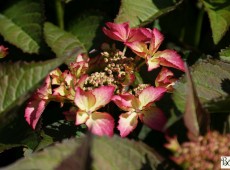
<box><xmin>202</xmin><ymin>0</ymin><xmax>230</xmax><ymax>44</ymax></box>
<box><xmin>68</xmin><ymin>11</ymin><xmax>106</xmax><ymax>51</ymax></box>
<box><xmin>3</xmin><ymin>138</ymin><xmax>82</xmax><ymax>170</ymax></box>
<box><xmin>0</xmin><ymin>109</ymin><xmax>41</xmax><ymax>153</ymax></box>
<box><xmin>92</xmin><ymin>136</ymin><xmax>160</xmax><ymax>170</ymax></box>
<box><xmin>0</xmin><ymin>56</ymin><xmax>72</xmax><ymax>116</ymax></box>
<box><xmin>44</xmin><ymin>22</ymin><xmax>85</xmax><ymax>64</ymax></box>
<box><xmin>55</xmin><ymin>133</ymin><xmax>92</xmax><ymax>170</ymax></box>
<box><xmin>0</xmin><ymin>0</ymin><xmax>43</xmax><ymax>53</ymax></box>
<box><xmin>115</xmin><ymin>0</ymin><xmax>183</xmax><ymax>27</ymax></box>
<box><xmin>219</xmin><ymin>46</ymin><xmax>230</xmax><ymax>62</ymax></box>
<box><xmin>205</xmin><ymin>95</ymin><xmax>230</xmax><ymax>113</ymax></box>
<box><xmin>4</xmin><ymin>135</ymin><xmax>161</xmax><ymax>170</ymax></box>
<box><xmin>172</xmin><ymin>59</ymin><xmax>230</xmax><ymax>114</ymax></box>
<box><xmin>183</xmin><ymin>64</ymin><xmax>209</xmax><ymax>141</ymax></box>
<box><xmin>0</xmin><ymin>144</ymin><xmax>22</xmax><ymax>154</ymax></box>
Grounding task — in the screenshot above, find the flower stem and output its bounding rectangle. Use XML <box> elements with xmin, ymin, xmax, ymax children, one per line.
<box><xmin>136</xmin><ymin>60</ymin><xmax>146</xmax><ymax>71</ymax></box>
<box><xmin>55</xmin><ymin>0</ymin><xmax>65</xmax><ymax>29</ymax></box>
<box><xmin>194</xmin><ymin>7</ymin><xmax>204</xmax><ymax>48</ymax></box>
<box><xmin>122</xmin><ymin>46</ymin><xmax>127</xmax><ymax>57</ymax></box>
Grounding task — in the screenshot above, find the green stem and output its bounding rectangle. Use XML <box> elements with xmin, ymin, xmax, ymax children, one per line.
<box><xmin>55</xmin><ymin>0</ymin><xmax>65</xmax><ymax>29</ymax></box>
<box><xmin>136</xmin><ymin>60</ymin><xmax>146</xmax><ymax>71</ymax></box>
<box><xmin>122</xmin><ymin>46</ymin><xmax>127</xmax><ymax>57</ymax></box>
<box><xmin>194</xmin><ymin>7</ymin><xmax>204</xmax><ymax>47</ymax></box>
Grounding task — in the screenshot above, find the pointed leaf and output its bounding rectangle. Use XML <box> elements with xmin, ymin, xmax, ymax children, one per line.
<box><xmin>0</xmin><ymin>14</ymin><xmax>39</xmax><ymax>54</ymax></box>
<box><xmin>0</xmin><ymin>55</ymin><xmax>75</xmax><ymax>117</ymax></box>
<box><xmin>55</xmin><ymin>133</ymin><xmax>92</xmax><ymax>170</ymax></box>
<box><xmin>44</xmin><ymin>22</ymin><xmax>85</xmax><ymax>63</ymax></box>
<box><xmin>68</xmin><ymin>11</ymin><xmax>106</xmax><ymax>51</ymax></box>
<box><xmin>183</xmin><ymin>64</ymin><xmax>209</xmax><ymax>141</ymax></box>
<box><xmin>173</xmin><ymin>59</ymin><xmax>230</xmax><ymax>114</ymax></box>
<box><xmin>115</xmin><ymin>0</ymin><xmax>183</xmax><ymax>27</ymax></box>
<box><xmin>0</xmin><ymin>0</ymin><xmax>43</xmax><ymax>53</ymax></box>
<box><xmin>3</xmin><ymin>135</ymin><xmax>161</xmax><ymax>170</ymax></box>
<box><xmin>202</xmin><ymin>0</ymin><xmax>230</xmax><ymax>44</ymax></box>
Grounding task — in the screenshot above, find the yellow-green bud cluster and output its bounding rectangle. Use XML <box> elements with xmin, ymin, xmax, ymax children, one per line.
<box><xmin>83</xmin><ymin>72</ymin><xmax>116</xmax><ymax>91</ymax></box>
<box><xmin>133</xmin><ymin>84</ymin><xmax>151</xmax><ymax>96</ymax></box>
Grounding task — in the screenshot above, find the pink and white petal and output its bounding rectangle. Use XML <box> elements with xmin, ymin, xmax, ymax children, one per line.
<box><xmin>86</xmin><ymin>112</ymin><xmax>114</xmax><ymax>137</ymax></box>
<box><xmin>155</xmin><ymin>50</ymin><xmax>185</xmax><ymax>71</ymax></box>
<box><xmin>140</xmin><ymin>106</ymin><xmax>167</xmax><ymax>131</ymax></box>
<box><xmin>25</xmin><ymin>99</ymin><xmax>48</xmax><ymax>129</ymax></box>
<box><xmin>53</xmin><ymin>85</ymin><xmax>67</xmax><ymax>97</ymax></box>
<box><xmin>91</xmin><ymin>86</ymin><xmax>115</xmax><ymax>111</ymax></box>
<box><xmin>76</xmin><ymin>110</ymin><xmax>89</xmax><ymax>125</ymax></box>
<box><xmin>112</xmin><ymin>93</ymin><xmax>135</xmax><ymax>111</ymax></box>
<box><xmin>118</xmin><ymin>112</ymin><xmax>139</xmax><ymax>138</ymax></box>
<box><xmin>139</xmin><ymin>28</ymin><xmax>152</xmax><ymax>40</ymax></box>
<box><xmin>128</xmin><ymin>28</ymin><xmax>149</xmax><ymax>42</ymax></box>
<box><xmin>103</xmin><ymin>27</ymin><xmax>124</xmax><ymax>42</ymax></box>
<box><xmin>156</xmin><ymin>67</ymin><xmax>174</xmax><ymax>84</ymax></box>
<box><xmin>74</xmin><ymin>87</ymin><xmax>96</xmax><ymax>112</ymax></box>
<box><xmin>139</xmin><ymin>86</ymin><xmax>166</xmax><ymax>109</ymax></box>
<box><xmin>76</xmin><ymin>74</ymin><xmax>88</xmax><ymax>88</ymax></box>
<box><xmin>152</xmin><ymin>28</ymin><xmax>164</xmax><ymax>52</ymax></box>
<box><xmin>37</xmin><ymin>76</ymin><xmax>52</xmax><ymax>99</ymax></box>
<box><xmin>125</xmin><ymin>41</ymin><xmax>148</xmax><ymax>58</ymax></box>
<box><xmin>103</xmin><ymin>22</ymin><xmax>130</xmax><ymax>42</ymax></box>
<box><xmin>146</xmin><ymin>57</ymin><xmax>161</xmax><ymax>71</ymax></box>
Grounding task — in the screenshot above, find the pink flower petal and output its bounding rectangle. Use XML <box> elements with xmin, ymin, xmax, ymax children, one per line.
<box><xmin>156</xmin><ymin>67</ymin><xmax>174</xmax><ymax>84</ymax></box>
<box><xmin>90</xmin><ymin>86</ymin><xmax>115</xmax><ymax>111</ymax></box>
<box><xmin>76</xmin><ymin>110</ymin><xmax>89</xmax><ymax>125</ymax></box>
<box><xmin>146</xmin><ymin>57</ymin><xmax>161</xmax><ymax>71</ymax></box>
<box><xmin>118</xmin><ymin>112</ymin><xmax>138</xmax><ymax>137</ymax></box>
<box><xmin>103</xmin><ymin>22</ymin><xmax>130</xmax><ymax>42</ymax></box>
<box><xmin>155</xmin><ymin>67</ymin><xmax>176</xmax><ymax>92</ymax></box>
<box><xmin>37</xmin><ymin>76</ymin><xmax>52</xmax><ymax>99</ymax></box>
<box><xmin>138</xmin><ymin>86</ymin><xmax>166</xmax><ymax>109</ymax></box>
<box><xmin>155</xmin><ymin>50</ymin><xmax>185</xmax><ymax>71</ymax></box>
<box><xmin>150</xmin><ymin>28</ymin><xmax>164</xmax><ymax>53</ymax></box>
<box><xmin>112</xmin><ymin>93</ymin><xmax>136</xmax><ymax>111</ymax></box>
<box><xmin>86</xmin><ymin>112</ymin><xmax>114</xmax><ymax>137</ymax></box>
<box><xmin>76</xmin><ymin>74</ymin><xmax>88</xmax><ymax>88</ymax></box>
<box><xmin>74</xmin><ymin>87</ymin><xmax>96</xmax><ymax>112</ymax></box>
<box><xmin>25</xmin><ymin>99</ymin><xmax>48</xmax><ymax>129</ymax></box>
<box><xmin>128</xmin><ymin>28</ymin><xmax>150</xmax><ymax>42</ymax></box>
<box><xmin>140</xmin><ymin>106</ymin><xmax>167</xmax><ymax>131</ymax></box>
<box><xmin>125</xmin><ymin>41</ymin><xmax>148</xmax><ymax>58</ymax></box>
<box><xmin>139</xmin><ymin>28</ymin><xmax>152</xmax><ymax>40</ymax></box>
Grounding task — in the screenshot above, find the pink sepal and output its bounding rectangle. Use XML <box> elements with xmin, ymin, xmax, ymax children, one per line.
<box><xmin>152</xmin><ymin>50</ymin><xmax>185</xmax><ymax>71</ymax></box>
<box><xmin>117</xmin><ymin>112</ymin><xmax>138</xmax><ymax>137</ymax></box>
<box><xmin>139</xmin><ymin>86</ymin><xmax>166</xmax><ymax>109</ymax></box>
<box><xmin>140</xmin><ymin>106</ymin><xmax>167</xmax><ymax>132</ymax></box>
<box><xmin>25</xmin><ymin>99</ymin><xmax>48</xmax><ymax>129</ymax></box>
<box><xmin>112</xmin><ymin>93</ymin><xmax>135</xmax><ymax>111</ymax></box>
<box><xmin>86</xmin><ymin>112</ymin><xmax>114</xmax><ymax>137</ymax></box>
